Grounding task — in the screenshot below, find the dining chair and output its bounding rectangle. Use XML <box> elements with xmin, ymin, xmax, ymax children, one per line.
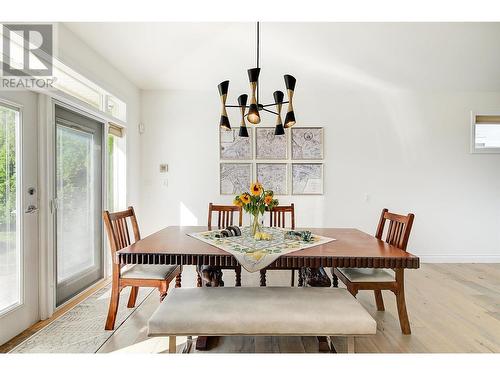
<box><xmin>197</xmin><ymin>203</ymin><xmax>243</xmax><ymax>287</ymax></box>
<box><xmin>260</xmin><ymin>204</ymin><xmax>299</xmax><ymax>287</ymax></box>
<box><xmin>103</xmin><ymin>206</ymin><xmax>182</xmax><ymax>330</ymax></box>
<box><xmin>332</xmin><ymin>208</ymin><xmax>415</xmax><ymax>334</ymax></box>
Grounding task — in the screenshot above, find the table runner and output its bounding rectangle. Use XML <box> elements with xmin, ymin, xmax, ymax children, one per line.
<box><xmin>188</xmin><ymin>227</ymin><xmax>335</xmax><ymax>272</ymax></box>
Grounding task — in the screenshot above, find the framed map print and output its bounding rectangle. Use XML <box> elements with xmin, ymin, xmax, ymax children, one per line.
<box><xmin>292</xmin><ymin>163</ymin><xmax>323</xmax><ymax>195</ymax></box>
<box><xmin>220</xmin><ymin>163</ymin><xmax>252</xmax><ymax>195</ymax></box>
<box><xmin>291</xmin><ymin>127</ymin><xmax>324</xmax><ymax>160</ymax></box>
<box><xmin>256</xmin><ymin>163</ymin><xmax>288</xmax><ymax>195</ymax></box>
<box><xmin>220</xmin><ymin>127</ymin><xmax>253</xmax><ymax>160</ymax></box>
<box><xmin>256</xmin><ymin>127</ymin><xmax>287</xmax><ymax>159</ymax></box>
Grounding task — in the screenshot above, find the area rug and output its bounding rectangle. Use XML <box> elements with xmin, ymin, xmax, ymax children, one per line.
<box><xmin>10</xmin><ymin>285</ymin><xmax>153</xmax><ymax>353</ymax></box>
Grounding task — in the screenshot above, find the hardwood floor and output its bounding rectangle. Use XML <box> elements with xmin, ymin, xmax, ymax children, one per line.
<box><xmin>96</xmin><ymin>263</ymin><xmax>500</xmax><ymax>353</ymax></box>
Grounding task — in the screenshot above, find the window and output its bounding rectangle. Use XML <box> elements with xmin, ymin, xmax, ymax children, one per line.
<box><xmin>53</xmin><ymin>61</ymin><xmax>127</xmax><ymax>122</ymax></box>
<box><xmin>471</xmin><ymin>115</ymin><xmax>500</xmax><ymax>153</ymax></box>
<box><xmin>107</xmin><ymin>123</ymin><xmax>125</xmax><ymax>212</ymax></box>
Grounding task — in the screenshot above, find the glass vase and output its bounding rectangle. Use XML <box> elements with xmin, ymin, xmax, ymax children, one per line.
<box><xmin>250</xmin><ymin>212</ymin><xmax>262</xmax><ymax>236</ymax></box>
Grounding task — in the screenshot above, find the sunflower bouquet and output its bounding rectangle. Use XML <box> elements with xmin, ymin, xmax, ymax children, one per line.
<box><xmin>233</xmin><ymin>182</ymin><xmax>279</xmax><ymax>237</ymax></box>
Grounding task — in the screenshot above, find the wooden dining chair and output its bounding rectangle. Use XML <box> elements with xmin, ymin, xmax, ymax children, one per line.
<box><xmin>333</xmin><ymin>208</ymin><xmax>415</xmax><ymax>334</ymax></box>
<box><xmin>103</xmin><ymin>206</ymin><xmax>182</xmax><ymax>330</ymax></box>
<box><xmin>197</xmin><ymin>203</ymin><xmax>243</xmax><ymax>287</ymax></box>
<box><xmin>260</xmin><ymin>204</ymin><xmax>299</xmax><ymax>287</ymax></box>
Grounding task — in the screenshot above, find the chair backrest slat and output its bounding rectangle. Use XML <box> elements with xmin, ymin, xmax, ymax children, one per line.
<box><xmin>208</xmin><ymin>203</ymin><xmax>243</xmax><ymax>230</ymax></box>
<box><xmin>268</xmin><ymin>204</ymin><xmax>295</xmax><ymax>229</ymax></box>
<box><xmin>103</xmin><ymin>206</ymin><xmax>141</xmax><ymax>259</ymax></box>
<box><xmin>375</xmin><ymin>208</ymin><xmax>414</xmax><ymax>251</ymax></box>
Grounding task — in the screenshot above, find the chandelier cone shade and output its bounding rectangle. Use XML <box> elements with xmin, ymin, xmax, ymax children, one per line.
<box><xmin>247</xmin><ymin>68</ymin><xmax>261</xmax><ymax>124</ymax></box>
<box><xmin>273</xmin><ymin>90</ymin><xmax>285</xmax><ymax>136</ymax></box>
<box><xmin>284</xmin><ymin>75</ymin><xmax>296</xmax><ymax>128</ymax></box>
<box><xmin>218</xmin><ymin>80</ymin><xmax>231</xmax><ymax>130</ymax></box>
<box><xmin>237</xmin><ymin>94</ymin><xmax>249</xmax><ymax>137</ymax></box>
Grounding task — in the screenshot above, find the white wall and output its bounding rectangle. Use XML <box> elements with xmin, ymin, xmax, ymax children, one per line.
<box><xmin>55</xmin><ymin>23</ymin><xmax>142</xmax><ymax>210</ymax></box>
<box><xmin>140</xmin><ymin>86</ymin><xmax>500</xmax><ymax>262</ymax></box>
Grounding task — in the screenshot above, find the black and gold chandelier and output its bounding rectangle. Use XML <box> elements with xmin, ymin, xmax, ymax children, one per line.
<box><xmin>218</xmin><ymin>22</ymin><xmax>296</xmax><ymax>137</ymax></box>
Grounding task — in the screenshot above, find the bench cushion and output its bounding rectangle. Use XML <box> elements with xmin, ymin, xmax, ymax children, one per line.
<box><xmin>121</xmin><ymin>264</ymin><xmax>178</xmax><ymax>280</ymax></box>
<box><xmin>338</xmin><ymin>268</ymin><xmax>395</xmax><ymax>283</ymax></box>
<box><xmin>148</xmin><ymin>287</ymin><xmax>376</xmax><ymax>337</ymax></box>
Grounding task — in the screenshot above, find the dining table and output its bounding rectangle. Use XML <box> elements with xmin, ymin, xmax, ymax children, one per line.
<box><xmin>117</xmin><ymin>226</ymin><xmax>419</xmax><ymax>269</ymax></box>
<box><xmin>116</xmin><ymin>225</ymin><xmax>419</xmax><ymax>352</ymax></box>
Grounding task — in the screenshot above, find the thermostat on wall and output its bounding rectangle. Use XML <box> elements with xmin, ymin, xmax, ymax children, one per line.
<box><xmin>160</xmin><ymin>164</ymin><xmax>168</xmax><ymax>173</ymax></box>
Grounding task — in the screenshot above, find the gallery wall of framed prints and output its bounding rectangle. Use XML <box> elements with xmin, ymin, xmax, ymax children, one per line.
<box><xmin>219</xmin><ymin>127</ymin><xmax>324</xmax><ymax>195</ymax></box>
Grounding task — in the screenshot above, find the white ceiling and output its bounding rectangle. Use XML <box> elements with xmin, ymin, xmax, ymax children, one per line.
<box><xmin>64</xmin><ymin>22</ymin><xmax>500</xmax><ymax>92</ymax></box>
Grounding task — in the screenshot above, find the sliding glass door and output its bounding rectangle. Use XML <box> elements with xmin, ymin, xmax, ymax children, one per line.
<box><xmin>55</xmin><ymin>105</ymin><xmax>103</xmax><ymax>306</ymax></box>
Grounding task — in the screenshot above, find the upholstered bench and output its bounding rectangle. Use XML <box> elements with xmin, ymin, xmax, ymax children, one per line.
<box><xmin>148</xmin><ymin>287</ymin><xmax>376</xmax><ymax>353</ymax></box>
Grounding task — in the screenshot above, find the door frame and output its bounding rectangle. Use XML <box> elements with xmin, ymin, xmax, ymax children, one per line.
<box><xmin>0</xmin><ymin>92</ymin><xmax>40</xmax><ymax>345</ymax></box>
<box><xmin>39</xmin><ymin>96</ymin><xmax>112</xmax><ymax>318</ymax></box>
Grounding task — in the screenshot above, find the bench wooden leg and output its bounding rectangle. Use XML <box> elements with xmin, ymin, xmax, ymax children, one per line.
<box><xmin>346</xmin><ymin>337</ymin><xmax>355</xmax><ymax>353</ymax></box>
<box><xmin>169</xmin><ymin>336</ymin><xmax>176</xmax><ymax>353</ymax></box>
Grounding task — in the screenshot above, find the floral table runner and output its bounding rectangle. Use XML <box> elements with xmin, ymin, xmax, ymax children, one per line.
<box><xmin>188</xmin><ymin>227</ymin><xmax>336</xmax><ymax>273</ymax></box>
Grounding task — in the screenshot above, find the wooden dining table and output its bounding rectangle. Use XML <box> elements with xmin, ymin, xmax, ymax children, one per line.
<box><xmin>117</xmin><ymin>226</ymin><xmax>420</xmax><ymax>270</ymax></box>
<box><xmin>117</xmin><ymin>225</ymin><xmax>419</xmax><ymax>352</ymax></box>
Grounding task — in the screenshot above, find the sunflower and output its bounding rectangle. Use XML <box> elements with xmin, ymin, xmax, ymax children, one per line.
<box><xmin>250</xmin><ymin>182</ymin><xmax>263</xmax><ymax>196</ymax></box>
<box><xmin>233</xmin><ymin>197</ymin><xmax>243</xmax><ymax>207</ymax></box>
<box><xmin>240</xmin><ymin>193</ymin><xmax>251</xmax><ymax>204</ymax></box>
<box><xmin>264</xmin><ymin>195</ymin><xmax>273</xmax><ymax>205</ymax></box>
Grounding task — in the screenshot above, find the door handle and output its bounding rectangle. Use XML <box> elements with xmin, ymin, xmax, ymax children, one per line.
<box><xmin>25</xmin><ymin>204</ymin><xmax>39</xmax><ymax>214</ymax></box>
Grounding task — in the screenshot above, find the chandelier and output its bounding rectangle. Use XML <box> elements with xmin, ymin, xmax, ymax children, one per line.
<box><xmin>218</xmin><ymin>22</ymin><xmax>296</xmax><ymax>137</ymax></box>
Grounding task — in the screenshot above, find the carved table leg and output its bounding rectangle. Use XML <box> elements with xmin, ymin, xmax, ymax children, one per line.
<box><xmin>235</xmin><ymin>265</ymin><xmax>242</xmax><ymax>287</ymax></box>
<box><xmin>332</xmin><ymin>274</ymin><xmax>339</xmax><ymax>288</ymax></box>
<box><xmin>175</xmin><ymin>273</ymin><xmax>182</xmax><ymax>288</ymax></box>
<box><xmin>195</xmin><ymin>265</ymin><xmax>225</xmax><ymax>350</ymax></box>
<box><xmin>260</xmin><ymin>269</ymin><xmax>267</xmax><ymax>287</ymax></box>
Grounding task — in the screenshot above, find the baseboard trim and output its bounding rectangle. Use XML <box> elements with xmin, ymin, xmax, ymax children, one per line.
<box><xmin>420</xmin><ymin>255</ymin><xmax>500</xmax><ymax>263</ymax></box>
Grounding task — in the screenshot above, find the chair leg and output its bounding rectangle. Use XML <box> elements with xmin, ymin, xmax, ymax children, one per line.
<box><xmin>105</xmin><ymin>281</ymin><xmax>120</xmax><ymax>330</ymax></box>
<box><xmin>331</xmin><ymin>270</ymin><xmax>339</xmax><ymax>288</ymax></box>
<box><xmin>127</xmin><ymin>286</ymin><xmax>139</xmax><ymax>308</ymax></box>
<box><xmin>298</xmin><ymin>268</ymin><xmax>304</xmax><ymax>287</ymax></box>
<box><xmin>159</xmin><ymin>282</ymin><xmax>169</xmax><ymax>302</ymax></box>
<box><xmin>290</xmin><ymin>270</ymin><xmax>295</xmax><ymax>287</ymax></box>
<box><xmin>395</xmin><ymin>269</ymin><xmax>411</xmax><ymax>334</ymax></box>
<box><xmin>175</xmin><ymin>272</ymin><xmax>182</xmax><ymax>288</ymax></box>
<box><xmin>235</xmin><ymin>265</ymin><xmax>242</xmax><ymax>287</ymax></box>
<box><xmin>374</xmin><ymin>290</ymin><xmax>385</xmax><ymax>311</ymax></box>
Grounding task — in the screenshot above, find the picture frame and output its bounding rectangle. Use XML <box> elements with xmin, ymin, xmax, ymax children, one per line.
<box><xmin>255</xmin><ymin>127</ymin><xmax>288</xmax><ymax>159</ymax></box>
<box><xmin>291</xmin><ymin>127</ymin><xmax>324</xmax><ymax>160</ymax></box>
<box><xmin>220</xmin><ymin>127</ymin><xmax>253</xmax><ymax>160</ymax></box>
<box><xmin>256</xmin><ymin>163</ymin><xmax>288</xmax><ymax>195</ymax></box>
<box><xmin>220</xmin><ymin>162</ymin><xmax>253</xmax><ymax>195</ymax></box>
<box><xmin>291</xmin><ymin>163</ymin><xmax>324</xmax><ymax>195</ymax></box>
